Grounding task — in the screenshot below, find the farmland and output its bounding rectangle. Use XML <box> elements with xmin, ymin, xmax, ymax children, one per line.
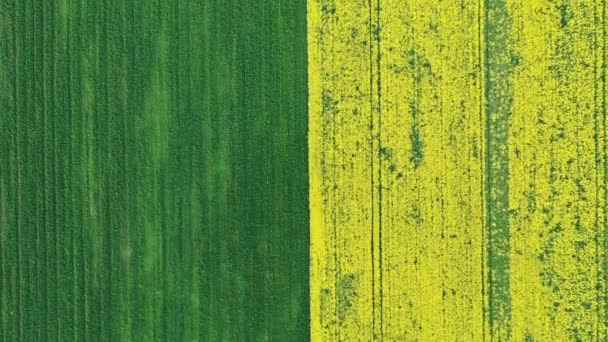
<box><xmin>309</xmin><ymin>0</ymin><xmax>608</xmax><ymax>340</ymax></box>
<box><xmin>0</xmin><ymin>1</ymin><xmax>308</xmax><ymax>340</ymax></box>
<box><xmin>3</xmin><ymin>0</ymin><xmax>608</xmax><ymax>340</ymax></box>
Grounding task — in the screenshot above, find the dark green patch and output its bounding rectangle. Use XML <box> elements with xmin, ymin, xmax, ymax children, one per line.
<box><xmin>321</xmin><ymin>0</ymin><xmax>336</xmax><ymax>17</ymax></box>
<box><xmin>405</xmin><ymin>49</ymin><xmax>429</xmax><ymax>170</ymax></box>
<box><xmin>380</xmin><ymin>146</ymin><xmax>393</xmax><ymax>160</ymax></box>
<box><xmin>558</xmin><ymin>1</ymin><xmax>571</xmax><ymax>28</ymax></box>
<box><xmin>575</xmin><ymin>240</ymin><xmax>587</xmax><ymax>251</ymax></box>
<box><xmin>372</xmin><ymin>24</ymin><xmax>381</xmax><ymax>41</ymax></box>
<box><xmin>406</xmin><ymin>49</ymin><xmax>432</xmax><ymax>77</ymax></box>
<box><xmin>484</xmin><ymin>0</ymin><xmax>514</xmax><ymax>338</ymax></box>
<box><xmin>409</xmin><ymin>205</ymin><xmax>423</xmax><ymax>226</ymax></box>
<box><xmin>322</xmin><ymin>89</ymin><xmax>340</xmax><ymax>115</ymax></box>
<box><xmin>527</xmin><ymin>188</ymin><xmax>537</xmax><ymax>212</ymax></box>
<box><xmin>320</xmin><ymin>288</ymin><xmax>332</xmax><ymax>325</ymax></box>
<box><xmin>336</xmin><ymin>273</ymin><xmax>359</xmax><ymax>323</ymax></box>
<box><xmin>410</xmin><ymin>124</ymin><xmax>424</xmax><ymax>169</ymax></box>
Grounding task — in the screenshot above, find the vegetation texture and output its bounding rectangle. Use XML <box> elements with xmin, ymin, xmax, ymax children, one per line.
<box><xmin>0</xmin><ymin>0</ymin><xmax>309</xmax><ymax>341</ymax></box>
<box><xmin>309</xmin><ymin>0</ymin><xmax>608</xmax><ymax>340</ymax></box>
<box><xmin>3</xmin><ymin>0</ymin><xmax>608</xmax><ymax>341</ymax></box>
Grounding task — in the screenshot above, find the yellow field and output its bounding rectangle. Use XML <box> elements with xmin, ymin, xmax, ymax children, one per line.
<box><xmin>309</xmin><ymin>0</ymin><xmax>607</xmax><ymax>340</ymax></box>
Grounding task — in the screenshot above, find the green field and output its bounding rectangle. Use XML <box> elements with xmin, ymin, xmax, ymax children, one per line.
<box><xmin>0</xmin><ymin>1</ymin><xmax>309</xmax><ymax>340</ymax></box>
